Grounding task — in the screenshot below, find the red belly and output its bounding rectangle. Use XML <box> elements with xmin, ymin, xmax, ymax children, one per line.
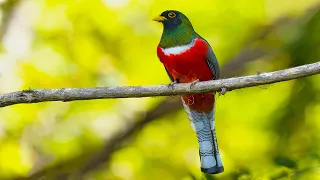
<box><xmin>157</xmin><ymin>39</ymin><xmax>214</xmax><ymax>82</ymax></box>
<box><xmin>157</xmin><ymin>38</ymin><xmax>215</xmax><ymax>113</ymax></box>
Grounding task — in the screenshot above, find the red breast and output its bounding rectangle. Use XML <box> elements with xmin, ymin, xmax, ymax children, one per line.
<box><xmin>157</xmin><ymin>38</ymin><xmax>215</xmax><ymax>113</ymax></box>
<box><xmin>157</xmin><ymin>38</ymin><xmax>214</xmax><ymax>83</ymax></box>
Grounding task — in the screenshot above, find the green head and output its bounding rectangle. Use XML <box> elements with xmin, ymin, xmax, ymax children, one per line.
<box><xmin>154</xmin><ymin>10</ymin><xmax>197</xmax><ymax>48</ymax></box>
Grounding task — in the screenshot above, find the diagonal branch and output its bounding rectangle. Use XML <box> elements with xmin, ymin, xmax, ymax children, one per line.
<box><xmin>1</xmin><ymin>61</ymin><xmax>320</xmax><ymax>108</ymax></box>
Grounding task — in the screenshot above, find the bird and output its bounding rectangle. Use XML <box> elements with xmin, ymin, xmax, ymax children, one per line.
<box><xmin>153</xmin><ymin>10</ymin><xmax>224</xmax><ymax>174</ymax></box>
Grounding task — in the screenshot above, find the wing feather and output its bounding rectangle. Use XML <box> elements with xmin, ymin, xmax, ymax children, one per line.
<box><xmin>197</xmin><ymin>35</ymin><xmax>220</xmax><ymax>80</ymax></box>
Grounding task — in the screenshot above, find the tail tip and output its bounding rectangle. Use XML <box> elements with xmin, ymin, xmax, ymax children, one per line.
<box><xmin>201</xmin><ymin>166</ymin><xmax>224</xmax><ymax>174</ymax></box>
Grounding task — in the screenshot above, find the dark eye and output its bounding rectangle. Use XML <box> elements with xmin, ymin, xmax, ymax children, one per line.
<box><xmin>168</xmin><ymin>12</ymin><xmax>176</xmax><ymax>18</ymax></box>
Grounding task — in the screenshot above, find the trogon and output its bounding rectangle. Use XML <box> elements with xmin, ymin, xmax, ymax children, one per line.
<box><xmin>153</xmin><ymin>10</ymin><xmax>224</xmax><ymax>174</ymax></box>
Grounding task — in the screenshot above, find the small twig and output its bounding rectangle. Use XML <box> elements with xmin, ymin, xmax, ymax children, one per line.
<box><xmin>257</xmin><ymin>70</ymin><xmax>261</xmax><ymax>75</ymax></box>
<box><xmin>219</xmin><ymin>87</ymin><xmax>227</xmax><ymax>96</ymax></box>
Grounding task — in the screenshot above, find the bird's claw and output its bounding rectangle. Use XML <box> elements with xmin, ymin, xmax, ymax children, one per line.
<box><xmin>189</xmin><ymin>79</ymin><xmax>200</xmax><ymax>89</ymax></box>
<box><xmin>219</xmin><ymin>87</ymin><xmax>227</xmax><ymax>96</ymax></box>
<box><xmin>168</xmin><ymin>80</ymin><xmax>177</xmax><ymax>89</ymax></box>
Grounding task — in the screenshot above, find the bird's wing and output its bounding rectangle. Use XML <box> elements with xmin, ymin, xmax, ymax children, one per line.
<box><xmin>206</xmin><ymin>46</ymin><xmax>220</xmax><ymax>80</ymax></box>
<box><xmin>198</xmin><ymin>35</ymin><xmax>220</xmax><ymax>80</ymax></box>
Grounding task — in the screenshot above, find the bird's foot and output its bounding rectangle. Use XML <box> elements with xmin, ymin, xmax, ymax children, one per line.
<box><xmin>168</xmin><ymin>80</ymin><xmax>177</xmax><ymax>89</ymax></box>
<box><xmin>189</xmin><ymin>79</ymin><xmax>200</xmax><ymax>89</ymax></box>
<box><xmin>219</xmin><ymin>87</ymin><xmax>227</xmax><ymax>96</ymax></box>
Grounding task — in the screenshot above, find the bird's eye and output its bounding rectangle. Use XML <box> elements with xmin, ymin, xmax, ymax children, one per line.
<box><xmin>168</xmin><ymin>12</ymin><xmax>176</xmax><ymax>18</ymax></box>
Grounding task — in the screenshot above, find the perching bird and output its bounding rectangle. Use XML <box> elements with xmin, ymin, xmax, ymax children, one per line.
<box><xmin>154</xmin><ymin>10</ymin><xmax>224</xmax><ymax>174</ymax></box>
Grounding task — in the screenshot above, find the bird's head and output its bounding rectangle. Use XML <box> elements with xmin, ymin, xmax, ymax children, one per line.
<box><xmin>153</xmin><ymin>10</ymin><xmax>196</xmax><ymax>48</ymax></box>
<box><xmin>153</xmin><ymin>10</ymin><xmax>193</xmax><ymax>30</ymax></box>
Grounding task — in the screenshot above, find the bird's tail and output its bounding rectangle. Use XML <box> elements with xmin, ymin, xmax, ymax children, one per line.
<box><xmin>181</xmin><ymin>96</ymin><xmax>224</xmax><ymax>174</ymax></box>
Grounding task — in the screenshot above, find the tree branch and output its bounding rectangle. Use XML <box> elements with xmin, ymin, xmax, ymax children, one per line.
<box><xmin>1</xmin><ymin>61</ymin><xmax>320</xmax><ymax>108</ymax></box>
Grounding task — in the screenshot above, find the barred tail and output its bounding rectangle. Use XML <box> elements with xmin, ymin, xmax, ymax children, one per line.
<box><xmin>182</xmin><ymin>97</ymin><xmax>224</xmax><ymax>174</ymax></box>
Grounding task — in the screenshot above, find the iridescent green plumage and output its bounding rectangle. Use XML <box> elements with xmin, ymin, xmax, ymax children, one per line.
<box><xmin>158</xmin><ymin>10</ymin><xmax>198</xmax><ymax>48</ymax></box>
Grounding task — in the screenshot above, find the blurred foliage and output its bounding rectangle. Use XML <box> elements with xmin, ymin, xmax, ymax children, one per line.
<box><xmin>0</xmin><ymin>0</ymin><xmax>320</xmax><ymax>179</ymax></box>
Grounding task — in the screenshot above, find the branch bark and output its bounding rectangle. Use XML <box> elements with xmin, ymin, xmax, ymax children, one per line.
<box><xmin>1</xmin><ymin>61</ymin><xmax>320</xmax><ymax>108</ymax></box>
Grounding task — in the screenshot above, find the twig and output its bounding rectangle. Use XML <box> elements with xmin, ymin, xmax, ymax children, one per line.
<box><xmin>1</xmin><ymin>61</ymin><xmax>320</xmax><ymax>108</ymax></box>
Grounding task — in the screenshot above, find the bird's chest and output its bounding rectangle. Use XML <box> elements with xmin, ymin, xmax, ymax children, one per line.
<box><xmin>157</xmin><ymin>39</ymin><xmax>213</xmax><ymax>83</ymax></box>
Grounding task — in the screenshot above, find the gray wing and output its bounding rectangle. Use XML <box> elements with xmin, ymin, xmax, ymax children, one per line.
<box><xmin>198</xmin><ymin>35</ymin><xmax>220</xmax><ymax>80</ymax></box>
<box><xmin>206</xmin><ymin>47</ymin><xmax>220</xmax><ymax>80</ymax></box>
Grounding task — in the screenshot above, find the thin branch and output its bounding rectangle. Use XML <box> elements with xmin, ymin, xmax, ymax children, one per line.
<box><xmin>1</xmin><ymin>61</ymin><xmax>320</xmax><ymax>108</ymax></box>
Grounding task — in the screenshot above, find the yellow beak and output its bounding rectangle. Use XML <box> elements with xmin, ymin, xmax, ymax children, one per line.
<box><xmin>153</xmin><ymin>15</ymin><xmax>167</xmax><ymax>22</ymax></box>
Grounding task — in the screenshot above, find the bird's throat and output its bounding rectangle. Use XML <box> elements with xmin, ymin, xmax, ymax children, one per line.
<box><xmin>161</xmin><ymin>38</ymin><xmax>196</xmax><ymax>56</ymax></box>
<box><xmin>159</xmin><ymin>25</ymin><xmax>197</xmax><ymax>48</ymax></box>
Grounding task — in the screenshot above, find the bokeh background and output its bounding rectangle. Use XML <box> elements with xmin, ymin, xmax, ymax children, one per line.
<box><xmin>0</xmin><ymin>0</ymin><xmax>320</xmax><ymax>179</ymax></box>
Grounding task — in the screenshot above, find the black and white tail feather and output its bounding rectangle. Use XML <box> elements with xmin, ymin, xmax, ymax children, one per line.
<box><xmin>182</xmin><ymin>97</ymin><xmax>224</xmax><ymax>174</ymax></box>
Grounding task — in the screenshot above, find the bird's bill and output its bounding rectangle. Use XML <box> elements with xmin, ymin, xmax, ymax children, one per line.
<box><xmin>153</xmin><ymin>15</ymin><xmax>167</xmax><ymax>22</ymax></box>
